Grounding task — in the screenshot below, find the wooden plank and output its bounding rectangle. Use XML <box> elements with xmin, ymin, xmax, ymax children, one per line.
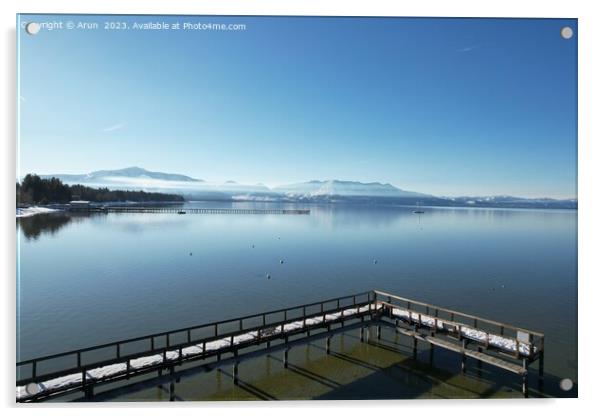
<box><xmin>425</xmin><ymin>335</ymin><xmax>464</xmax><ymax>354</ymax></box>
<box><xmin>396</xmin><ymin>326</ymin><xmax>526</xmax><ymax>375</ymax></box>
<box><xmin>464</xmin><ymin>349</ymin><xmax>526</xmax><ymax>375</ymax></box>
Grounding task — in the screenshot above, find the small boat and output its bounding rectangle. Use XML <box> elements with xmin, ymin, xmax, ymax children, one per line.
<box><xmin>177</xmin><ymin>210</ymin><xmax>186</xmax><ymax>215</ymax></box>
<box><xmin>413</xmin><ymin>201</ymin><xmax>425</xmax><ymax>214</ymax></box>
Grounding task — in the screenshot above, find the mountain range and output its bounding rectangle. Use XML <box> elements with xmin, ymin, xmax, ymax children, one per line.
<box><xmin>274</xmin><ymin>180</ymin><xmax>428</xmax><ymax>198</ymax></box>
<box><xmin>39</xmin><ymin>167</ymin><xmax>577</xmax><ymax>209</ymax></box>
<box><xmin>46</xmin><ymin>166</ymin><xmax>202</xmax><ymax>184</ymax></box>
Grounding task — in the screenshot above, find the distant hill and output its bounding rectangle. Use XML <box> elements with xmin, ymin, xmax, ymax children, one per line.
<box><xmin>443</xmin><ymin>195</ymin><xmax>577</xmax><ymax>209</ymax></box>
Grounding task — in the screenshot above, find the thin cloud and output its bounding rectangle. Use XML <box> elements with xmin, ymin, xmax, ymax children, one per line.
<box><xmin>102</xmin><ymin>122</ymin><xmax>125</xmax><ymax>132</ymax></box>
<box><xmin>456</xmin><ymin>45</ymin><xmax>477</xmax><ymax>53</ymax></box>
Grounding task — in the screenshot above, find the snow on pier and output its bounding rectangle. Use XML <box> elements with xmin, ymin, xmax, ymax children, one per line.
<box><xmin>17</xmin><ymin>303</ymin><xmax>377</xmax><ymax>401</ymax></box>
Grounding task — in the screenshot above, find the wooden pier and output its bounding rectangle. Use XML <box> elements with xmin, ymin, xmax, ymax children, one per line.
<box><xmin>76</xmin><ymin>207</ymin><xmax>310</xmax><ymax>215</ymax></box>
<box><xmin>16</xmin><ymin>290</ymin><xmax>544</xmax><ymax>402</ymax></box>
<box><xmin>373</xmin><ymin>291</ymin><xmax>544</xmax><ymax>398</ymax></box>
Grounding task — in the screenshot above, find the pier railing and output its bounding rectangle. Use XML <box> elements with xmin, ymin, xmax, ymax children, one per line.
<box><xmin>17</xmin><ymin>291</ymin><xmax>374</xmax><ymax>391</ymax></box>
<box><xmin>373</xmin><ymin>290</ymin><xmax>544</xmax><ymax>359</ymax></box>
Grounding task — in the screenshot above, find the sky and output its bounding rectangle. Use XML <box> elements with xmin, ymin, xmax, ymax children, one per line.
<box><xmin>17</xmin><ymin>15</ymin><xmax>577</xmax><ymax>198</ymax></box>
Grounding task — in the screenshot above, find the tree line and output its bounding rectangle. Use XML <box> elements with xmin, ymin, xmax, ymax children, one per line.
<box><xmin>17</xmin><ymin>174</ymin><xmax>185</xmax><ymax>205</ymax></box>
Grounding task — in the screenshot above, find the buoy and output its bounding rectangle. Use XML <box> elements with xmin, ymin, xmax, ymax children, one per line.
<box><xmin>266</xmin><ymin>273</ymin><xmax>271</xmax><ymax>279</ymax></box>
<box><xmin>280</xmin><ymin>259</ymin><xmax>284</xmax><ymax>264</ymax></box>
<box><xmin>373</xmin><ymin>259</ymin><xmax>378</xmax><ymax>264</ymax></box>
<box><xmin>251</xmin><ymin>244</ymin><xmax>255</xmax><ymax>248</ymax></box>
<box><xmin>189</xmin><ymin>252</ymin><xmax>192</xmax><ymax>256</ymax></box>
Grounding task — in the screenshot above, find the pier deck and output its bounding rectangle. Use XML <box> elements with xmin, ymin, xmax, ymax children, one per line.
<box><xmin>75</xmin><ymin>207</ymin><xmax>310</xmax><ymax>215</ymax></box>
<box><xmin>16</xmin><ymin>290</ymin><xmax>544</xmax><ymax>402</ymax></box>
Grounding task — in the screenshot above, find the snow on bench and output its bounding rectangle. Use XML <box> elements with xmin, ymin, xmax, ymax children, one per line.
<box><xmin>390</xmin><ymin>308</ymin><xmax>533</xmax><ymax>356</ymax></box>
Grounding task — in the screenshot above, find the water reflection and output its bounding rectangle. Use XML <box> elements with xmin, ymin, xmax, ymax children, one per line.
<box><xmin>16</xmin><ymin>203</ymin><xmax>574</xmax><ymax>239</ymax></box>
<box><xmin>17</xmin><ymin>214</ymin><xmax>73</xmax><ymax>240</ymax></box>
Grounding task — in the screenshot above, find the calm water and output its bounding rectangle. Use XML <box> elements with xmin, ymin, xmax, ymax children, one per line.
<box><xmin>16</xmin><ymin>202</ymin><xmax>577</xmax><ymax>397</ymax></box>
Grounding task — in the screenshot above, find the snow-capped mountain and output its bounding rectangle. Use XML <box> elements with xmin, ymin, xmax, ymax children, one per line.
<box><xmin>275</xmin><ymin>180</ymin><xmax>429</xmax><ymax>198</ymax></box>
<box><xmin>44</xmin><ymin>167</ymin><xmax>202</xmax><ymax>184</ymax></box>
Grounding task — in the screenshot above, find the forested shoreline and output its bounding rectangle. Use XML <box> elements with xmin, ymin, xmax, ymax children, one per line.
<box><xmin>16</xmin><ymin>174</ymin><xmax>185</xmax><ymax>205</ymax></box>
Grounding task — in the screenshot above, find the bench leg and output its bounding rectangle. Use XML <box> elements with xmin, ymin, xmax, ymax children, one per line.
<box><xmin>522</xmin><ymin>358</ymin><xmax>529</xmax><ymax>398</ymax></box>
<box><xmin>538</xmin><ymin>351</ymin><xmax>545</xmax><ymax>392</ymax></box>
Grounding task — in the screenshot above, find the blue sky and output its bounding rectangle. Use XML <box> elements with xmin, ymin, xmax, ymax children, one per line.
<box><xmin>17</xmin><ymin>15</ymin><xmax>577</xmax><ymax>198</ymax></box>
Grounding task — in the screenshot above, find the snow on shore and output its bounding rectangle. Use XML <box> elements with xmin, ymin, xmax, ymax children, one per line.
<box><xmin>16</xmin><ymin>207</ymin><xmax>61</xmax><ymax>218</ymax></box>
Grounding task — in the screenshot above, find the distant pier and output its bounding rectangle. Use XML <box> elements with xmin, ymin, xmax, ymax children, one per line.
<box><xmin>71</xmin><ymin>206</ymin><xmax>310</xmax><ymax>215</ymax></box>
<box><xmin>16</xmin><ymin>290</ymin><xmax>544</xmax><ymax>402</ymax></box>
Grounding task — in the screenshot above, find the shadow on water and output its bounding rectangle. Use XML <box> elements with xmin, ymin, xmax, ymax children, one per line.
<box><xmin>217</xmin><ymin>368</ymin><xmax>278</xmax><ymax>401</ymax></box>
<box><xmin>70</xmin><ymin>329</ymin><xmax>576</xmax><ymax>402</ymax></box>
<box><xmin>17</xmin><ymin>213</ymin><xmax>73</xmax><ymax>240</ymax></box>
<box><xmin>269</xmin><ymin>356</ymin><xmax>342</xmax><ymax>389</ymax></box>
<box><xmin>317</xmin><ymin>338</ymin><xmax>578</xmax><ymax>400</ymax></box>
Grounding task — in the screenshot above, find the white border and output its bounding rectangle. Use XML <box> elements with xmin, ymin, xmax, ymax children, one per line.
<box><xmin>2</xmin><ymin>1</ymin><xmax>600</xmax><ymax>416</ymax></box>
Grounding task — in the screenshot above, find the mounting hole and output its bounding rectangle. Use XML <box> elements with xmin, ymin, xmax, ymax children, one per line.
<box><xmin>25</xmin><ymin>22</ymin><xmax>41</xmax><ymax>35</ymax></box>
<box><xmin>25</xmin><ymin>383</ymin><xmax>40</xmax><ymax>395</ymax></box>
<box><xmin>560</xmin><ymin>26</ymin><xmax>574</xmax><ymax>40</ymax></box>
<box><xmin>559</xmin><ymin>378</ymin><xmax>574</xmax><ymax>391</ymax></box>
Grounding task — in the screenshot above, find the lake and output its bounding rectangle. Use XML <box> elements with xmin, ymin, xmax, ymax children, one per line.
<box><xmin>16</xmin><ymin>202</ymin><xmax>577</xmax><ymax>398</ymax></box>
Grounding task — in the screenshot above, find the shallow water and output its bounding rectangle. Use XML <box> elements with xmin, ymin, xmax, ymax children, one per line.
<box><xmin>16</xmin><ymin>202</ymin><xmax>577</xmax><ymax>398</ymax></box>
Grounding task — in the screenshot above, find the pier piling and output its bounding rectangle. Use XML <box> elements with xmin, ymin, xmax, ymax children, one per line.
<box><xmin>233</xmin><ymin>350</ymin><xmax>239</xmax><ymax>385</ymax></box>
<box><xmin>283</xmin><ymin>347</ymin><xmax>289</xmax><ymax>369</ymax></box>
<box><xmin>169</xmin><ymin>366</ymin><xmax>175</xmax><ymax>401</ymax></box>
<box><xmin>461</xmin><ymin>339</ymin><xmax>467</xmax><ymax>373</ymax></box>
